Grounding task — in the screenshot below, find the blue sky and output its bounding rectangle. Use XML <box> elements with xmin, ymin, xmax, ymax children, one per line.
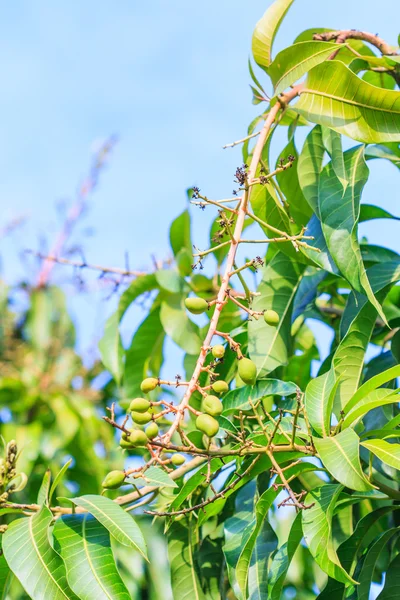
<box><xmin>0</xmin><ymin>0</ymin><xmax>399</xmax><ymax>363</ymax></box>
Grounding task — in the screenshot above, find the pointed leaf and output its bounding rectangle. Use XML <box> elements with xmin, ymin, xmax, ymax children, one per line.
<box><xmin>357</xmin><ymin>529</ymin><xmax>400</xmax><ymax>600</ymax></box>
<box><xmin>252</xmin><ymin>0</ymin><xmax>295</xmax><ymax>70</ymax></box>
<box><xmin>305</xmin><ymin>369</ymin><xmax>338</xmax><ymax>437</ymax></box>
<box><xmin>345</xmin><ymin>365</ymin><xmax>400</xmax><ymax>413</ymax></box>
<box><xmin>222</xmin><ymin>379</ymin><xmax>298</xmax><ymax>414</ymax></box>
<box><xmin>53</xmin><ymin>514</ymin><xmax>130</xmax><ymax>600</ymax></box>
<box><xmin>314</xmin><ymin>429</ymin><xmax>374</xmax><ymax>492</ymax></box>
<box><xmin>169</xmin><ymin>209</ymin><xmax>192</xmax><ymax>257</ymax></box>
<box><xmin>37</xmin><ymin>469</ymin><xmax>51</xmax><ymax>506</ymax></box>
<box><xmin>360</xmin><ymin>204</ymin><xmax>400</xmax><ymax>222</ymax></box>
<box><xmin>376</xmin><ymin>552</ymin><xmax>400</xmax><ymax>599</ymax></box>
<box><xmin>2</xmin><ymin>506</ymin><xmax>79</xmax><ymax>600</ymax></box>
<box><xmin>342</xmin><ymin>389</ymin><xmax>400</xmax><ymax>429</ymax></box>
<box><xmin>68</xmin><ymin>495</ymin><xmax>147</xmax><ymax>560</ymax></box>
<box><xmin>361</xmin><ymin>439</ymin><xmax>400</xmax><ymax>470</ymax></box>
<box><xmin>49</xmin><ymin>459</ymin><xmax>72</xmax><ymax>504</ymax></box>
<box><xmin>293</xmin><ymin>60</ymin><xmax>400</xmax><ymax>143</ymax></box>
<box><xmin>248</xmin><ymin>253</ymin><xmax>305</xmax><ymax>377</ymax></box>
<box><xmin>99</xmin><ymin>312</ymin><xmax>124</xmax><ymax>385</ymax></box>
<box><xmin>302</xmin><ymin>484</ymin><xmax>356</xmax><ymax>584</ymax></box>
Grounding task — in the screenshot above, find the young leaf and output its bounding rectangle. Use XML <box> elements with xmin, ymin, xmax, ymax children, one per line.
<box><xmin>67</xmin><ymin>495</ymin><xmax>147</xmax><ymax>560</ymax></box>
<box><xmin>37</xmin><ymin>469</ymin><xmax>51</xmax><ymax>506</ymax></box>
<box><xmin>345</xmin><ymin>364</ymin><xmax>400</xmax><ymax>414</ymax></box>
<box><xmin>252</xmin><ymin>0</ymin><xmax>295</xmax><ymax>70</ymax></box>
<box><xmin>248</xmin><ymin>252</ymin><xmax>305</xmax><ymax>377</ymax></box>
<box><xmin>49</xmin><ymin>459</ymin><xmax>72</xmax><ymax>504</ymax></box>
<box><xmin>361</xmin><ymin>439</ymin><xmax>400</xmax><ymax>470</ymax></box>
<box><xmin>269</xmin><ymin>41</ymin><xmax>338</xmax><ymax>95</ymax></box>
<box><xmin>53</xmin><ymin>514</ymin><xmax>131</xmax><ymax>600</ymax></box>
<box><xmin>293</xmin><ymin>60</ymin><xmax>400</xmax><ymax>143</ymax></box>
<box><xmin>222</xmin><ymin>379</ymin><xmax>298</xmax><ymax>414</ymax></box>
<box><xmin>314</xmin><ymin>429</ymin><xmax>375</xmax><ymax>492</ymax></box>
<box><xmin>2</xmin><ymin>506</ymin><xmax>79</xmax><ymax>600</ymax></box>
<box><xmin>302</xmin><ymin>484</ymin><xmax>356</xmax><ymax>585</ymax></box>
<box><xmin>305</xmin><ymin>369</ymin><xmax>338</xmax><ymax>437</ymax></box>
<box><xmin>167</xmin><ymin>521</ymin><xmax>206</xmax><ymax>600</ymax></box>
<box><xmin>342</xmin><ymin>389</ymin><xmax>400</xmax><ymax>429</ymax></box>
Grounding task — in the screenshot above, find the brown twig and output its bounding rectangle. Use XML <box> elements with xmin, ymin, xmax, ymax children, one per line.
<box><xmin>313</xmin><ymin>30</ymin><xmax>397</xmax><ymax>56</ymax></box>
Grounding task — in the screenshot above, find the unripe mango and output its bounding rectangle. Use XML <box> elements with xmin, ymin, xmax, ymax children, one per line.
<box><xmin>171</xmin><ymin>453</ymin><xmax>186</xmax><ymax>466</ymax></box>
<box><xmin>102</xmin><ymin>470</ymin><xmax>126</xmax><ymax>489</ymax></box>
<box><xmin>212</xmin><ymin>344</ymin><xmax>225</xmax><ymax>359</ymax></box>
<box><xmin>120</xmin><ymin>437</ymin><xmax>135</xmax><ymax>449</ymax></box>
<box><xmin>238</xmin><ymin>357</ymin><xmax>257</xmax><ymax>386</ymax></box>
<box><xmin>211</xmin><ymin>380</ymin><xmax>229</xmax><ymax>394</ymax></box>
<box><xmin>145</xmin><ymin>422</ymin><xmax>159</xmax><ymax>439</ymax></box>
<box><xmin>264</xmin><ymin>309</ymin><xmax>280</xmax><ymax>326</ymax></box>
<box><xmin>127</xmin><ymin>430</ymin><xmax>149</xmax><ymax>447</ymax></box>
<box><xmin>203</xmin><ymin>395</ymin><xmax>223</xmax><ymax>417</ymax></box>
<box><xmin>129</xmin><ymin>398</ymin><xmax>151</xmax><ymax>413</ymax></box>
<box><xmin>140</xmin><ymin>378</ymin><xmax>158</xmax><ymax>393</ymax></box>
<box><xmin>196</xmin><ymin>413</ymin><xmax>220</xmax><ymax>437</ymax></box>
<box><xmin>131</xmin><ymin>411</ymin><xmax>152</xmax><ymax>425</ymax></box>
<box><xmin>185</xmin><ymin>297</ymin><xmax>208</xmax><ymax>315</ymax></box>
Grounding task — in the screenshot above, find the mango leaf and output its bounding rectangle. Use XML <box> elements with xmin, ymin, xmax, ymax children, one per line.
<box><xmin>292</xmin><ymin>269</ymin><xmax>326</xmax><ymax>321</ymax></box>
<box><xmin>269</xmin><ymin>41</ymin><xmax>338</xmax><ymax>95</ymax></box>
<box><xmin>167</xmin><ymin>521</ymin><xmax>206</xmax><ymax>600</ymax></box>
<box><xmin>160</xmin><ymin>294</ymin><xmax>202</xmax><ymax>355</ymax></box>
<box><xmin>321</xmin><ymin>127</ymin><xmax>347</xmax><ymax>191</ymax></box>
<box><xmin>248</xmin><ymin>253</ymin><xmax>305</xmax><ymax>377</ymax></box>
<box><xmin>314</xmin><ymin>429</ymin><xmax>374</xmax><ymax>492</ymax></box>
<box><xmin>293</xmin><ymin>60</ymin><xmax>400</xmax><ymax>143</ymax></box>
<box><xmin>53</xmin><ymin>514</ymin><xmax>130</xmax><ymax>600</ymax></box>
<box><xmin>251</xmin><ymin>0</ymin><xmax>295</xmax><ymax>70</ymax></box>
<box><xmin>268</xmin><ymin>512</ymin><xmax>303</xmax><ymax>600</ymax></box>
<box><xmin>196</xmin><ymin>538</ymin><xmax>223</xmax><ymax>600</ymax></box>
<box><xmin>345</xmin><ymin>365</ymin><xmax>400</xmax><ymax>413</ymax></box>
<box><xmin>376</xmin><ymin>552</ymin><xmax>400</xmax><ymax>599</ymax></box>
<box><xmin>169</xmin><ymin>209</ymin><xmax>192</xmax><ymax>257</ymax></box>
<box><xmin>276</xmin><ymin>139</ymin><xmax>313</xmax><ymax>226</ymax></box>
<box><xmin>37</xmin><ymin>468</ymin><xmax>51</xmax><ymax>505</ymax></box>
<box><xmin>2</xmin><ymin>506</ymin><xmax>79</xmax><ymax>600</ymax></box>
<box><xmin>67</xmin><ymin>495</ymin><xmax>147</xmax><ymax>560</ymax></box>
<box><xmin>124</xmin><ymin>307</ymin><xmax>165</xmax><ymax>400</ymax></box>
<box><xmin>357</xmin><ymin>528</ymin><xmax>400</xmax><ymax>600</ymax></box>
<box><xmin>360</xmin><ymin>204</ymin><xmax>400</xmax><ymax>222</ymax></box>
<box><xmin>99</xmin><ymin>312</ymin><xmax>124</xmax><ymax>385</ymax></box>
<box><xmin>169</xmin><ymin>458</ymin><xmax>223</xmax><ymax>512</ymax></box>
<box><xmin>342</xmin><ymin>389</ymin><xmax>400</xmax><ymax>429</ymax></box>
<box><xmin>49</xmin><ymin>459</ymin><xmax>72</xmax><ymax>504</ymax></box>
<box><xmin>0</xmin><ymin>546</ymin><xmax>10</xmax><ymax>600</ymax></box>
<box><xmin>319</xmin><ymin>145</ymin><xmax>386</xmax><ymax>324</ymax></box>
<box><xmin>361</xmin><ymin>439</ymin><xmax>400</xmax><ymax>470</ymax></box>
<box><xmin>301</xmin><ymin>214</ymin><xmax>338</xmax><ymax>273</ymax></box>
<box><xmin>302</xmin><ymin>484</ymin><xmax>356</xmax><ymax>584</ymax></box>
<box><xmin>298</xmin><ymin>125</ymin><xmax>324</xmax><ymax>215</ymax></box>
<box><xmin>128</xmin><ymin>465</ymin><xmax>178</xmax><ymax>488</ymax></box>
<box><xmin>222</xmin><ymin>379</ymin><xmax>297</xmax><ymax>414</ymax></box>
<box><xmin>305</xmin><ymin>369</ymin><xmax>338</xmax><ymax>437</ymax></box>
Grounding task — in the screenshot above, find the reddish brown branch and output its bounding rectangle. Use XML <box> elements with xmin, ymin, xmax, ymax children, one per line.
<box><xmin>313</xmin><ymin>30</ymin><xmax>397</xmax><ymax>56</ymax></box>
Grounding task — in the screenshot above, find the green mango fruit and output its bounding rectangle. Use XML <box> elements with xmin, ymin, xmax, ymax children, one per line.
<box><xmin>195</xmin><ymin>413</ymin><xmax>220</xmax><ymax>437</ymax></box>
<box><xmin>140</xmin><ymin>378</ymin><xmax>158</xmax><ymax>393</ymax></box>
<box><xmin>202</xmin><ymin>394</ymin><xmax>223</xmax><ymax>416</ymax></box>
<box><xmin>129</xmin><ymin>398</ymin><xmax>151</xmax><ymax>413</ymax></box>
<box><xmin>185</xmin><ymin>296</ymin><xmax>208</xmax><ymax>314</ymax></box>
<box><xmin>102</xmin><ymin>470</ymin><xmax>126</xmax><ymax>489</ymax></box>
<box><xmin>238</xmin><ymin>357</ymin><xmax>257</xmax><ymax>386</ymax></box>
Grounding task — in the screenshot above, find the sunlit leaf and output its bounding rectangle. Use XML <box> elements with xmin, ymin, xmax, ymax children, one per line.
<box><xmin>252</xmin><ymin>0</ymin><xmax>295</xmax><ymax>70</ymax></box>
<box><xmin>222</xmin><ymin>379</ymin><xmax>297</xmax><ymax>414</ymax></box>
<box><xmin>361</xmin><ymin>438</ymin><xmax>400</xmax><ymax>470</ymax></box>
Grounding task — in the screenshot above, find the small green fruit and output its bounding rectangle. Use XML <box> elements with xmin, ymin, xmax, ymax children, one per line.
<box><xmin>203</xmin><ymin>395</ymin><xmax>223</xmax><ymax>417</ymax></box>
<box><xmin>185</xmin><ymin>296</ymin><xmax>208</xmax><ymax>315</ymax></box>
<box><xmin>171</xmin><ymin>453</ymin><xmax>186</xmax><ymax>466</ymax></box>
<box><xmin>140</xmin><ymin>378</ymin><xmax>158</xmax><ymax>393</ymax></box>
<box><xmin>211</xmin><ymin>380</ymin><xmax>229</xmax><ymax>394</ymax></box>
<box><xmin>127</xmin><ymin>429</ymin><xmax>149</xmax><ymax>447</ymax></box>
<box><xmin>145</xmin><ymin>422</ymin><xmax>159</xmax><ymax>439</ymax></box>
<box><xmin>131</xmin><ymin>411</ymin><xmax>152</xmax><ymax>425</ymax></box>
<box><xmin>212</xmin><ymin>344</ymin><xmax>225</xmax><ymax>359</ymax></box>
<box><xmin>195</xmin><ymin>414</ymin><xmax>220</xmax><ymax>437</ymax></box>
<box><xmin>102</xmin><ymin>470</ymin><xmax>126</xmax><ymax>489</ymax></box>
<box><xmin>120</xmin><ymin>437</ymin><xmax>134</xmax><ymax>449</ymax></box>
<box><xmin>238</xmin><ymin>357</ymin><xmax>257</xmax><ymax>386</ymax></box>
<box><xmin>264</xmin><ymin>309</ymin><xmax>280</xmax><ymax>326</ymax></box>
<box><xmin>129</xmin><ymin>398</ymin><xmax>151</xmax><ymax>413</ymax></box>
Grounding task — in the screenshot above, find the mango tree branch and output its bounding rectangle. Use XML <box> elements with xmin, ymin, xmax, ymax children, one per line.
<box><xmin>313</xmin><ymin>30</ymin><xmax>398</xmax><ymax>56</ymax></box>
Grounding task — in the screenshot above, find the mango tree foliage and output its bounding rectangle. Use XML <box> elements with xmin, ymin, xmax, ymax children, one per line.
<box><xmin>2</xmin><ymin>1</ymin><xmax>400</xmax><ymax>599</ymax></box>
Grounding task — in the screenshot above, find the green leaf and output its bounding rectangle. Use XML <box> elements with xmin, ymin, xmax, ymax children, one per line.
<box><xmin>99</xmin><ymin>312</ymin><xmax>124</xmax><ymax>385</ymax></box>
<box><xmin>360</xmin><ymin>204</ymin><xmax>400</xmax><ymax>222</ymax></box>
<box><xmin>305</xmin><ymin>369</ymin><xmax>339</xmax><ymax>437</ymax></box>
<box><xmin>357</xmin><ymin>528</ymin><xmax>400</xmax><ymax>600</ymax></box>
<box><xmin>160</xmin><ymin>294</ymin><xmax>202</xmax><ymax>355</ymax></box>
<box><xmin>321</xmin><ymin>127</ymin><xmax>347</xmax><ymax>192</ymax></box>
<box><xmin>319</xmin><ymin>145</ymin><xmax>386</xmax><ymax>324</ymax></box>
<box><xmin>302</xmin><ymin>484</ymin><xmax>356</xmax><ymax>584</ymax></box>
<box><xmin>248</xmin><ymin>253</ymin><xmax>305</xmax><ymax>377</ymax></box>
<box><xmin>169</xmin><ymin>208</ymin><xmax>192</xmax><ymax>257</ymax></box>
<box><xmin>37</xmin><ymin>469</ymin><xmax>51</xmax><ymax>505</ymax></box>
<box><xmin>298</xmin><ymin>125</ymin><xmax>325</xmax><ymax>216</ymax></box>
<box><xmin>124</xmin><ymin>307</ymin><xmax>165</xmax><ymax>399</ymax></box>
<box><xmin>269</xmin><ymin>41</ymin><xmax>338</xmax><ymax>95</ymax></box>
<box><xmin>268</xmin><ymin>513</ymin><xmax>303</xmax><ymax>600</ymax></box>
<box><xmin>345</xmin><ymin>365</ymin><xmax>400</xmax><ymax>413</ymax></box>
<box><xmin>68</xmin><ymin>495</ymin><xmax>147</xmax><ymax>560</ymax></box>
<box><xmin>251</xmin><ymin>0</ymin><xmax>295</xmax><ymax>70</ymax></box>
<box><xmin>2</xmin><ymin>506</ymin><xmax>79</xmax><ymax>600</ymax></box>
<box><xmin>0</xmin><ymin>545</ymin><xmax>10</xmax><ymax>600</ymax></box>
<box><xmin>167</xmin><ymin>521</ymin><xmax>206</xmax><ymax>600</ymax></box>
<box><xmin>53</xmin><ymin>513</ymin><xmax>130</xmax><ymax>600</ymax></box>
<box><xmin>118</xmin><ymin>274</ymin><xmax>158</xmax><ymax>319</ymax></box>
<box><xmin>222</xmin><ymin>379</ymin><xmax>297</xmax><ymax>414</ymax></box>
<box><xmin>236</xmin><ymin>488</ymin><xmax>278</xmax><ymax>597</ymax></box>
<box><xmin>342</xmin><ymin>389</ymin><xmax>400</xmax><ymax>429</ymax></box>
<box><xmin>293</xmin><ymin>60</ymin><xmax>400</xmax><ymax>143</ymax></box>
<box><xmin>314</xmin><ymin>429</ymin><xmax>374</xmax><ymax>492</ymax></box>
<box><xmin>128</xmin><ymin>465</ymin><xmax>178</xmax><ymax>488</ymax></box>
<box><xmin>276</xmin><ymin>138</ymin><xmax>313</xmax><ymax>226</ymax></box>
<box><xmin>49</xmin><ymin>459</ymin><xmax>72</xmax><ymax>504</ymax></box>
<box><xmin>361</xmin><ymin>438</ymin><xmax>400</xmax><ymax>470</ymax></box>
<box><xmin>376</xmin><ymin>552</ymin><xmax>400</xmax><ymax>599</ymax></box>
